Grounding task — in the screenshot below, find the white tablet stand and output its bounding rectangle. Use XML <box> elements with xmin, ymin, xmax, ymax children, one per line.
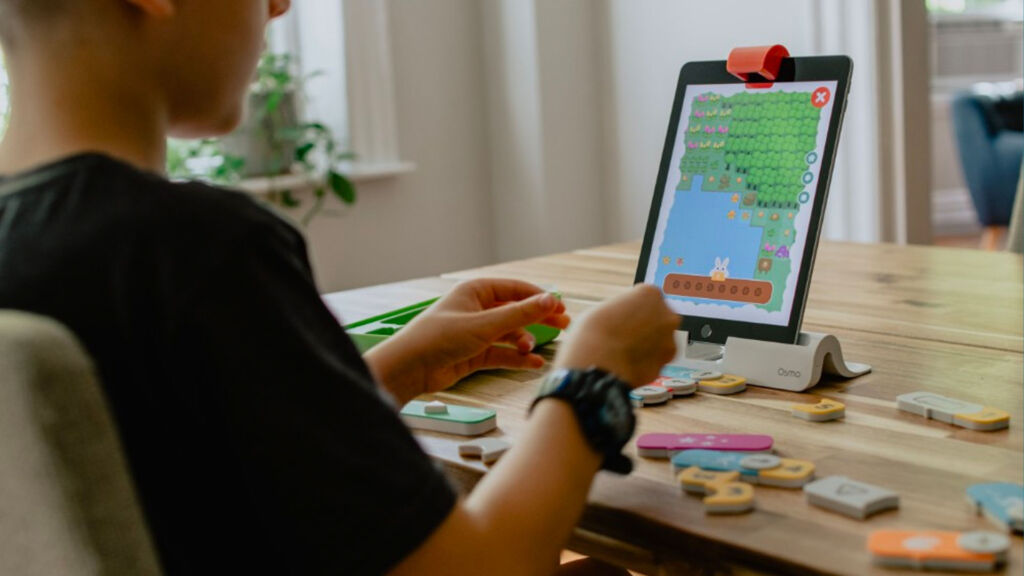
<box><xmin>669</xmin><ymin>331</ymin><xmax>871</xmax><ymax>392</ymax></box>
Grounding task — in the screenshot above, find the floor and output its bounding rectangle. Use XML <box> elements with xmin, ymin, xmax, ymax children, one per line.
<box><xmin>933</xmin><ymin>233</ymin><xmax>987</xmax><ymax>250</ymax></box>
<box><xmin>932</xmin><ymin>226</ymin><xmax>1011</xmax><ymax>251</ymax></box>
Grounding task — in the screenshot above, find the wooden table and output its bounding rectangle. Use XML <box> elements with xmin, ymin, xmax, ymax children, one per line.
<box><xmin>324</xmin><ymin>241</ymin><xmax>1023</xmax><ymax>576</ymax></box>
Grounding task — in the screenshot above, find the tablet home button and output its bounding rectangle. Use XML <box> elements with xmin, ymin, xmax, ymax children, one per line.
<box><xmin>701</xmin><ymin>325</ymin><xmax>713</xmax><ymax>339</ymax></box>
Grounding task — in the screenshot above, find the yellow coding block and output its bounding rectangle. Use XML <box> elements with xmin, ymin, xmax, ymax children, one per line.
<box><xmin>757</xmin><ymin>459</ymin><xmax>815</xmax><ymax>488</ymax></box>
<box><xmin>703</xmin><ymin>482</ymin><xmax>754</xmax><ymax>514</ymax></box>
<box><xmin>677</xmin><ymin>466</ymin><xmax>740</xmax><ymax>494</ymax></box>
<box><xmin>698</xmin><ymin>374</ymin><xmax>747</xmax><ymax>395</ymax></box>
<box><xmin>954</xmin><ymin>407</ymin><xmax>1010</xmax><ymax>431</ymax></box>
<box><xmin>791</xmin><ymin>399</ymin><xmax>846</xmax><ymax>422</ymax></box>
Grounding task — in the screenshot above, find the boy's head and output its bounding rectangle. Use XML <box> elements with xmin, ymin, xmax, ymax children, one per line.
<box><xmin>0</xmin><ymin>0</ymin><xmax>291</xmax><ymax>138</ymax></box>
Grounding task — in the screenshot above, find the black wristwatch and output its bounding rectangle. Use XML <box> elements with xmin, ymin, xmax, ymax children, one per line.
<box><xmin>531</xmin><ymin>367</ymin><xmax>636</xmax><ymax>474</ymax></box>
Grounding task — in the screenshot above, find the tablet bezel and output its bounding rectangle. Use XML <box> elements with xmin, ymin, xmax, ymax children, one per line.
<box><xmin>634</xmin><ymin>56</ymin><xmax>853</xmax><ymax>345</ymax></box>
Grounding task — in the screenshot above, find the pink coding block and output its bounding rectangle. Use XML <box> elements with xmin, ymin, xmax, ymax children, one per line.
<box><xmin>636</xmin><ymin>433</ymin><xmax>774</xmax><ymax>458</ymax></box>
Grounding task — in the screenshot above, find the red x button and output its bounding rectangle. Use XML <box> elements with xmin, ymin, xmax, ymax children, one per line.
<box><xmin>811</xmin><ymin>87</ymin><xmax>831</xmax><ymax>109</ymax></box>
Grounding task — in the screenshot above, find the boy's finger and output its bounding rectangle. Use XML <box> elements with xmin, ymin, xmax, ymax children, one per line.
<box><xmin>489</xmin><ymin>309</ymin><xmax>569</xmax><ymax>332</ymax></box>
<box><xmin>528</xmin><ymin>299</ymin><xmax>565</xmax><ymax>315</ymax></box>
<box><xmin>474</xmin><ymin>293</ymin><xmax>560</xmax><ymax>338</ymax></box>
<box><xmin>475</xmin><ymin>347</ymin><xmax>546</xmax><ymax>372</ymax></box>
<box><xmin>537</xmin><ymin>313</ymin><xmax>571</xmax><ymax>330</ymax></box>
<box><xmin>498</xmin><ymin>329</ymin><xmax>535</xmax><ymax>353</ymax></box>
<box><xmin>491</xmin><ymin>299</ymin><xmax>565</xmax><ymax>316</ymax></box>
<box><xmin>460</xmin><ymin>278</ymin><xmax>546</xmax><ymax>308</ymax></box>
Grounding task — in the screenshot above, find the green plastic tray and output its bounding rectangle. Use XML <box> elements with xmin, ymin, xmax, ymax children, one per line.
<box><xmin>345</xmin><ymin>296</ymin><xmax>562</xmax><ymax>354</ymax></box>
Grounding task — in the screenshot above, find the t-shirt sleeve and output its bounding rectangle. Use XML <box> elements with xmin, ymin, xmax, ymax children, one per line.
<box><xmin>174</xmin><ymin>213</ymin><xmax>456</xmax><ymax>575</ymax></box>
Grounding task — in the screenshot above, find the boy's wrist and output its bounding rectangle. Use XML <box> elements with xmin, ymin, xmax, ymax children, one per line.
<box><xmin>531</xmin><ymin>367</ymin><xmax>636</xmax><ymax>474</ymax></box>
<box><xmin>529</xmin><ymin>399</ymin><xmax>603</xmax><ymax>468</ymax></box>
<box><xmin>554</xmin><ymin>334</ymin><xmax>637</xmax><ymax>387</ymax></box>
<box><xmin>364</xmin><ymin>339</ymin><xmax>429</xmax><ymax>405</ymax></box>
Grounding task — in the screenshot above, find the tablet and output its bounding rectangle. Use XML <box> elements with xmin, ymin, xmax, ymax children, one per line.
<box><xmin>635</xmin><ymin>56</ymin><xmax>852</xmax><ymax>345</ymax></box>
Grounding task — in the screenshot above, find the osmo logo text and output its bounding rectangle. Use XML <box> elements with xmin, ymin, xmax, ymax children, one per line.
<box><xmin>778</xmin><ymin>368</ymin><xmax>801</xmax><ymax>378</ymax></box>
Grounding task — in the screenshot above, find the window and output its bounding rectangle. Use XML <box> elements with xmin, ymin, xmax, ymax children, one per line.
<box><xmin>268</xmin><ymin>2</ymin><xmax>349</xmax><ymax>151</ymax></box>
<box><xmin>168</xmin><ymin>7</ymin><xmax>351</xmax><ymax>184</ymax></box>
<box><xmin>249</xmin><ymin>0</ymin><xmax>412</xmax><ymax>180</ymax></box>
<box><xmin>1</xmin><ymin>51</ymin><xmax>9</xmax><ymax>138</ymax></box>
<box><xmin>927</xmin><ymin>0</ymin><xmax>1024</xmax><ymax>16</ymax></box>
<box><xmin>0</xmin><ymin>14</ymin><xmax>346</xmax><ymax>147</ymax></box>
<box><xmin>929</xmin><ymin>0</ymin><xmax>1023</xmax><ymax>84</ymax></box>
<box><xmin>927</xmin><ymin>0</ymin><xmax>1022</xmax><ymax>240</ymax></box>
<box><xmin>1</xmin><ymin>2</ymin><xmax>409</xmax><ymax>177</ymax></box>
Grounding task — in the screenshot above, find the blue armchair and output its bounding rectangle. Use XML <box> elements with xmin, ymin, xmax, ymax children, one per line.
<box><xmin>951</xmin><ymin>87</ymin><xmax>1023</xmax><ymax>248</ymax></box>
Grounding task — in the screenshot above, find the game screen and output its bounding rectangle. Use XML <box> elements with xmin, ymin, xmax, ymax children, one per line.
<box><xmin>643</xmin><ymin>81</ymin><xmax>838</xmax><ymax>326</ymax></box>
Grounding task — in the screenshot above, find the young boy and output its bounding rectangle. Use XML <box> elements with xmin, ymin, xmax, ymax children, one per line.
<box><xmin>0</xmin><ymin>1</ymin><xmax>678</xmax><ymax>575</ymax></box>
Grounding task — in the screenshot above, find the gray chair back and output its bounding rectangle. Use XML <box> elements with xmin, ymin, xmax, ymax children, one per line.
<box><xmin>0</xmin><ymin>311</ymin><xmax>162</xmax><ymax>575</ymax></box>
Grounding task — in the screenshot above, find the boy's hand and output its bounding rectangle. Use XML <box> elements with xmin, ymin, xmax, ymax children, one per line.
<box><xmin>364</xmin><ymin>279</ymin><xmax>569</xmax><ymax>405</ymax></box>
<box><xmin>554</xmin><ymin>285</ymin><xmax>678</xmax><ymax>387</ymax></box>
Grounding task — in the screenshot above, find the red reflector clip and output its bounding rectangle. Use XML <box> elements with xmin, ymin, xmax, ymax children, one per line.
<box><xmin>727</xmin><ymin>45</ymin><xmax>790</xmax><ymax>87</ymax></box>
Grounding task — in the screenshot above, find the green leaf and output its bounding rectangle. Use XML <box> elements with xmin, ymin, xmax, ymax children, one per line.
<box><xmin>328</xmin><ymin>170</ymin><xmax>356</xmax><ymax>204</ymax></box>
<box><xmin>265</xmin><ymin>91</ymin><xmax>284</xmax><ymax>115</ymax></box>
<box><xmin>212</xmin><ymin>154</ymin><xmax>246</xmax><ymax>183</ymax></box>
<box><xmin>276</xmin><ymin>127</ymin><xmax>307</xmax><ymax>141</ymax></box>
<box><xmin>295</xmin><ymin>142</ymin><xmax>315</xmax><ymax>163</ymax></box>
<box><xmin>280</xmin><ymin>190</ymin><xmax>301</xmax><ymax>208</ymax></box>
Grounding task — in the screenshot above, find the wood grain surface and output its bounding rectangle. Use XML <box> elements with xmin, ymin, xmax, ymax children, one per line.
<box><xmin>324</xmin><ymin>241</ymin><xmax>1023</xmax><ymax>576</ymax></box>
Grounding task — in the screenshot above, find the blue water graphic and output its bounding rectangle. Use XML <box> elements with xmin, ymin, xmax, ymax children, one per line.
<box><xmin>655</xmin><ymin>175</ymin><xmax>763</xmax><ymax>308</ymax></box>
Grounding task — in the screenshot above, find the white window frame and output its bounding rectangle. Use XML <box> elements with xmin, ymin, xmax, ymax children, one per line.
<box><xmin>0</xmin><ymin>53</ymin><xmax>9</xmax><ymax>136</ymax></box>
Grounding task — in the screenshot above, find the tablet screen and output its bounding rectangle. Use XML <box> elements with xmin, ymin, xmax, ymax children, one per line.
<box><xmin>642</xmin><ymin>81</ymin><xmax>838</xmax><ymax>327</ymax></box>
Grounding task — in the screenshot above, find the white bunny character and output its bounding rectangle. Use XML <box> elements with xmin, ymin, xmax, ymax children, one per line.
<box><xmin>710</xmin><ymin>257</ymin><xmax>730</xmax><ymax>282</ymax></box>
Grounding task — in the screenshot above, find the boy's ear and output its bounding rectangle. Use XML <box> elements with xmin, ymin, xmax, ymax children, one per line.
<box><xmin>270</xmin><ymin>0</ymin><xmax>292</xmax><ymax>19</ymax></box>
<box><xmin>124</xmin><ymin>0</ymin><xmax>176</xmax><ymax>18</ymax></box>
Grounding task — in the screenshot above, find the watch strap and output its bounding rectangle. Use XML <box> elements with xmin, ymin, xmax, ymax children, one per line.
<box><xmin>532</xmin><ymin>368</ymin><xmax>635</xmax><ymax>474</ymax></box>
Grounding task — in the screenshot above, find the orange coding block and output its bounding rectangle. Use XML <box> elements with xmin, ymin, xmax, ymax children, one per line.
<box><xmin>868</xmin><ymin>530</ymin><xmax>1006</xmax><ymax>571</ymax></box>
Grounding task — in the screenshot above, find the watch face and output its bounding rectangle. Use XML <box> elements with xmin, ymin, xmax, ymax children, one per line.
<box><xmin>602</xmin><ymin>390</ymin><xmax>633</xmax><ymax>439</ymax></box>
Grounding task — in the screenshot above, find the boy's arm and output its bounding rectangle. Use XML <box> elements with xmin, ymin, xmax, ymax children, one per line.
<box><xmin>390</xmin><ymin>399</ymin><xmax>602</xmax><ymax>576</ymax></box>
<box><xmin>179</xmin><ymin>207</ymin><xmax>675</xmax><ymax>575</ymax></box>
<box><xmin>364</xmin><ymin>279</ymin><xmax>569</xmax><ymax>406</ymax></box>
<box><xmin>390</xmin><ymin>286</ymin><xmax>679</xmax><ymax>576</ymax></box>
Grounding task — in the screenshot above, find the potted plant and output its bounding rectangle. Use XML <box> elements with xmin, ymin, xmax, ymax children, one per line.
<box><xmin>168</xmin><ymin>52</ymin><xmax>355</xmax><ymax>226</ymax></box>
<box><xmin>221</xmin><ymin>53</ymin><xmax>302</xmax><ymax>178</ymax></box>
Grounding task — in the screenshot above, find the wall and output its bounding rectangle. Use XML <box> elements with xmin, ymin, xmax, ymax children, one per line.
<box><xmin>599</xmin><ymin>0</ymin><xmax>816</xmax><ymax>241</ymax></box>
<box><xmin>295</xmin><ymin>0</ymin><xmax>494</xmax><ymax>293</ymax></box>
<box><xmin>481</xmin><ymin>0</ymin><xmax>607</xmax><ymax>262</ymax></box>
<box><xmin>478</xmin><ymin>0</ymin><xmax>826</xmax><ymax>259</ymax></box>
<box><xmin>301</xmin><ymin>0</ymin><xmax>912</xmax><ymax>293</ymax></box>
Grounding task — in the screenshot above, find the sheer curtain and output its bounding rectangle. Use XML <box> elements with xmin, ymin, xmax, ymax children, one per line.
<box><xmin>481</xmin><ymin>0</ymin><xmax>933</xmax><ymax>256</ymax></box>
<box><xmin>0</xmin><ymin>52</ymin><xmax>9</xmax><ymax>138</ymax></box>
<box><xmin>811</xmin><ymin>0</ymin><xmax>932</xmax><ymax>244</ymax></box>
<box><xmin>267</xmin><ymin>1</ymin><xmax>349</xmax><ymax>151</ymax></box>
<box><xmin>270</xmin><ymin>0</ymin><xmax>404</xmax><ymax>168</ymax></box>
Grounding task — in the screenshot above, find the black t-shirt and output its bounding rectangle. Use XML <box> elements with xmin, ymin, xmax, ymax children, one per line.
<box><xmin>0</xmin><ymin>153</ymin><xmax>456</xmax><ymax>575</ymax></box>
